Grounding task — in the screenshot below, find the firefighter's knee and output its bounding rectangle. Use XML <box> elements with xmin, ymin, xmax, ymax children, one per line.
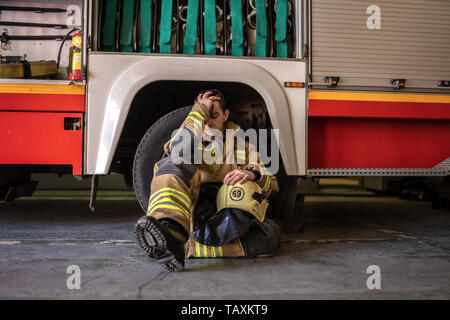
<box><xmin>147</xmin><ymin>156</ymin><xmax>201</xmax><ymax>233</ymax></box>
<box><xmin>153</xmin><ymin>155</ymin><xmax>198</xmax><ymax>189</ymax></box>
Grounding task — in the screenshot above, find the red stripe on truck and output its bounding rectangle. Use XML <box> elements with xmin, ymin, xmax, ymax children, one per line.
<box><xmin>309</xmin><ymin>99</ymin><xmax>450</xmax><ymax>120</ymax></box>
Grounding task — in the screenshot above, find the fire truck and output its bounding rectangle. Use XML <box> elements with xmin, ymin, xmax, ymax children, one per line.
<box><xmin>1</xmin><ymin>0</ymin><xmax>449</xmax><ymax>228</ymax></box>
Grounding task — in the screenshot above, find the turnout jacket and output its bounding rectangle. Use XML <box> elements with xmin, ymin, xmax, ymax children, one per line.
<box><xmin>164</xmin><ymin>102</ymin><xmax>279</xmax><ymax>197</ymax></box>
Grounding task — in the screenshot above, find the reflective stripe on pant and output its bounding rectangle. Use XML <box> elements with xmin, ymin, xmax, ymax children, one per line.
<box><xmin>185</xmin><ymin>235</ymin><xmax>245</xmax><ymax>258</ymax></box>
<box><xmin>195</xmin><ymin>240</ymin><xmax>223</xmax><ymax>258</ymax></box>
<box><xmin>147</xmin><ymin>156</ymin><xmax>201</xmax><ymax>233</ymax></box>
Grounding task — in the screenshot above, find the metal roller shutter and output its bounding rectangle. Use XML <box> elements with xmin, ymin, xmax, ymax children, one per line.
<box><xmin>310</xmin><ymin>0</ymin><xmax>450</xmax><ymax>91</ymax></box>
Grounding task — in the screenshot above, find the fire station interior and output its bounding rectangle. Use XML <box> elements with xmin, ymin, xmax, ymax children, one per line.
<box><xmin>1</xmin><ymin>0</ymin><xmax>450</xmax><ymax>301</ymax></box>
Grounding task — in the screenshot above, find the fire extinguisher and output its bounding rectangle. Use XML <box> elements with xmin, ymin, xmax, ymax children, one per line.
<box><xmin>68</xmin><ymin>29</ymin><xmax>82</xmax><ymax>81</ymax></box>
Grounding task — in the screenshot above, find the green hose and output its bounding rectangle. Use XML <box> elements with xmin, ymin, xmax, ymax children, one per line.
<box><xmin>183</xmin><ymin>0</ymin><xmax>200</xmax><ymax>54</ymax></box>
<box><xmin>275</xmin><ymin>0</ymin><xmax>288</xmax><ymax>58</ymax></box>
<box><xmin>255</xmin><ymin>0</ymin><xmax>267</xmax><ymax>57</ymax></box>
<box><xmin>120</xmin><ymin>0</ymin><xmax>134</xmax><ymax>52</ymax></box>
<box><xmin>230</xmin><ymin>0</ymin><xmax>243</xmax><ymax>56</ymax></box>
<box><xmin>159</xmin><ymin>0</ymin><xmax>173</xmax><ymax>53</ymax></box>
<box><xmin>102</xmin><ymin>0</ymin><xmax>118</xmax><ymax>52</ymax></box>
<box><xmin>139</xmin><ymin>0</ymin><xmax>152</xmax><ymax>52</ymax></box>
<box><xmin>204</xmin><ymin>0</ymin><xmax>216</xmax><ymax>55</ymax></box>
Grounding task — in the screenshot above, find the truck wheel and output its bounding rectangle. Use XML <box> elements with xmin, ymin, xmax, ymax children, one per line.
<box><xmin>270</xmin><ymin>165</ymin><xmax>303</xmax><ymax>233</ymax></box>
<box><xmin>133</xmin><ymin>106</ymin><xmax>192</xmax><ymax>213</ymax></box>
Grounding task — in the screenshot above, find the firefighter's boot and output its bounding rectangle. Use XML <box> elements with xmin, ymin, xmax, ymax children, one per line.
<box><xmin>241</xmin><ymin>218</ymin><xmax>281</xmax><ymax>257</ymax></box>
<box><xmin>134</xmin><ymin>216</ymin><xmax>187</xmax><ymax>272</ymax></box>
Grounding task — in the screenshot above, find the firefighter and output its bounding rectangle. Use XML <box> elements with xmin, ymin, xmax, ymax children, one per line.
<box><xmin>134</xmin><ymin>90</ymin><xmax>280</xmax><ymax>272</ymax></box>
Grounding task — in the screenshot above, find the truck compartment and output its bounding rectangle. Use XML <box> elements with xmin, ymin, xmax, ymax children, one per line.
<box><xmin>93</xmin><ymin>0</ymin><xmax>296</xmax><ymax>58</ymax></box>
<box><xmin>0</xmin><ymin>0</ymin><xmax>84</xmax><ymax>80</ymax></box>
<box><xmin>0</xmin><ymin>83</ymin><xmax>85</xmax><ymax>175</ymax></box>
<box><xmin>308</xmin><ymin>91</ymin><xmax>450</xmax><ymax>170</ymax></box>
<box><xmin>0</xmin><ymin>111</ymin><xmax>84</xmax><ymax>175</ymax></box>
<box><xmin>310</xmin><ymin>0</ymin><xmax>450</xmax><ymax>91</ymax></box>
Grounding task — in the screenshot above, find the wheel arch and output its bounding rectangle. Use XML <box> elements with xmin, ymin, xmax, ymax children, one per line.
<box><xmin>87</xmin><ymin>58</ymin><xmax>298</xmax><ymax>175</ymax></box>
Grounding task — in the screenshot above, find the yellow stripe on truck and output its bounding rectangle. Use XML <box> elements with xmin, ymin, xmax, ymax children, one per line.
<box><xmin>0</xmin><ymin>83</ymin><xmax>85</xmax><ymax>95</ymax></box>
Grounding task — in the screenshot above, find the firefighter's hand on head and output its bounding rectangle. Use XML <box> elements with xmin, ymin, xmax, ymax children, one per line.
<box><xmin>197</xmin><ymin>91</ymin><xmax>221</xmax><ymax>112</ymax></box>
<box><xmin>223</xmin><ymin>169</ymin><xmax>256</xmax><ymax>185</ymax></box>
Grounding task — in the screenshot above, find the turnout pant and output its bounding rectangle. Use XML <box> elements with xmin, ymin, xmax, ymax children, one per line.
<box><xmin>147</xmin><ymin>156</ymin><xmax>281</xmax><ymax>258</ymax></box>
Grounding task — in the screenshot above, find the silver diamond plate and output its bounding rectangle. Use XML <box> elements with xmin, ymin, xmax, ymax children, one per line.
<box><xmin>307</xmin><ymin>158</ymin><xmax>450</xmax><ymax>177</ymax></box>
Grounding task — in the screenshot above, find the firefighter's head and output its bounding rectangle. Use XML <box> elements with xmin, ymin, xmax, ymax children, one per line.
<box><xmin>197</xmin><ymin>89</ymin><xmax>230</xmax><ymax>134</ymax></box>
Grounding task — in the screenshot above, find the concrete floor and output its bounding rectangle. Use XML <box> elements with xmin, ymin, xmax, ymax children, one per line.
<box><xmin>0</xmin><ymin>188</ymin><xmax>449</xmax><ymax>299</ymax></box>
